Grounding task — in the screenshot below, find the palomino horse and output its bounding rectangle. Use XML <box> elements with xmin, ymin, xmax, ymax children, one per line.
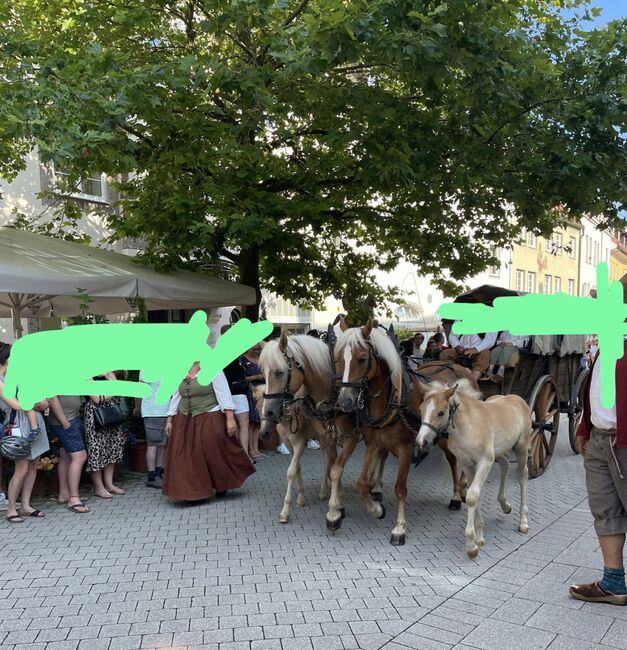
<box><xmin>259</xmin><ymin>332</ymin><xmax>387</xmax><ymax>523</ymax></box>
<box><xmin>252</xmin><ymin>383</ymin><xmax>332</xmax><ymax>523</ymax></box>
<box><xmin>415</xmin><ymin>379</ymin><xmax>532</xmax><ymax>558</ymax></box>
<box><xmin>333</xmin><ymin>319</ymin><xmax>477</xmax><ymax>545</ymax></box>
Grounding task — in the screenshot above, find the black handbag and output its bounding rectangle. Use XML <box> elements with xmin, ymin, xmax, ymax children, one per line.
<box><xmin>93</xmin><ymin>398</ymin><xmax>126</xmax><ymax>430</ymax></box>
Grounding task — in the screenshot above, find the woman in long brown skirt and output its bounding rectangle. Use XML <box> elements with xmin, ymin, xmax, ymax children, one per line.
<box><xmin>163</xmin><ymin>362</ymin><xmax>255</xmax><ymax>502</ymax></box>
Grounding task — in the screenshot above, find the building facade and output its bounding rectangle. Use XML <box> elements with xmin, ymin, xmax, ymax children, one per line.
<box><xmin>610</xmin><ymin>229</ymin><xmax>627</xmax><ymax>282</ymax></box>
<box><xmin>510</xmin><ymin>223</ymin><xmax>581</xmax><ymax>297</ymax></box>
<box><xmin>578</xmin><ymin>216</ymin><xmax>614</xmax><ymax>297</ymax></box>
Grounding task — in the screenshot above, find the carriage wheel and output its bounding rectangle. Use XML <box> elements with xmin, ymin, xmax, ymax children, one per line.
<box><xmin>568</xmin><ymin>368</ymin><xmax>590</xmax><ymax>454</ymax></box>
<box><xmin>527</xmin><ymin>375</ymin><xmax>560</xmax><ymax>478</ymax></box>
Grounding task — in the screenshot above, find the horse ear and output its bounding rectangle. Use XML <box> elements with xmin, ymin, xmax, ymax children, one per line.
<box><xmin>361</xmin><ymin>318</ymin><xmax>373</xmax><ymax>339</ymax></box>
<box><xmin>445</xmin><ymin>384</ymin><xmax>458</xmax><ymax>400</ymax></box>
<box><xmin>414</xmin><ymin>380</ymin><xmax>426</xmax><ymax>396</ymax></box>
<box><xmin>338</xmin><ymin>315</ymin><xmax>348</xmax><ymax>332</ymax></box>
<box><xmin>279</xmin><ymin>331</ymin><xmax>289</xmax><ymax>352</ymax></box>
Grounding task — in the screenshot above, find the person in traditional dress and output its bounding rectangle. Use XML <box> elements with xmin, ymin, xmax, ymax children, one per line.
<box><xmin>163</xmin><ymin>362</ymin><xmax>255</xmax><ymax>503</ymax></box>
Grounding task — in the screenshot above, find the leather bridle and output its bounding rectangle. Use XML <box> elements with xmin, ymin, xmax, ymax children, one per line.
<box><xmin>262</xmin><ymin>350</ymin><xmax>303</xmax><ymax>419</ymax></box>
<box><xmin>420</xmin><ymin>400</ymin><xmax>459</xmax><ymax>439</ymax></box>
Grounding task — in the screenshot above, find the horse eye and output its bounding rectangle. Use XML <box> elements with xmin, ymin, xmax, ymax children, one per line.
<box><xmin>275</xmin><ymin>370</ymin><xmax>283</xmax><ymax>377</ymax></box>
<box><xmin>357</xmin><ymin>358</ymin><xmax>367</xmax><ymax>364</ymax></box>
<box><xmin>438</xmin><ymin>411</ymin><xmax>445</xmax><ymax>417</ymax></box>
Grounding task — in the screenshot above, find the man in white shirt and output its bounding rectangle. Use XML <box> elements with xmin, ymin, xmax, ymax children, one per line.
<box><xmin>487</xmin><ymin>331</ymin><xmax>529</xmax><ymax>381</ymax></box>
<box><xmin>134</xmin><ymin>371</ymin><xmax>171</xmax><ymax>489</ymax></box>
<box><xmin>440</xmin><ymin>330</ymin><xmax>498</xmax><ymax>381</ymax></box>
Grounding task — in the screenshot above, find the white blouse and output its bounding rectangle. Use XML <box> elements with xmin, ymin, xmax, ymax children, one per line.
<box><xmin>448</xmin><ymin>331</ymin><xmax>498</xmax><ymax>353</ymax></box>
<box><xmin>167</xmin><ymin>370</ymin><xmax>236</xmax><ymax>417</ymax></box>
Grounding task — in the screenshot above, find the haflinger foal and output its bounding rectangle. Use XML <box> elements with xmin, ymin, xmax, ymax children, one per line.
<box><xmin>415</xmin><ymin>379</ymin><xmax>532</xmax><ymax>559</ymax></box>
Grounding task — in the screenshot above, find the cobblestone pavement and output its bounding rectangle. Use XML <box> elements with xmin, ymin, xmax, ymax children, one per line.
<box><xmin>1</xmin><ymin>414</ymin><xmax>623</xmax><ymax>650</ymax></box>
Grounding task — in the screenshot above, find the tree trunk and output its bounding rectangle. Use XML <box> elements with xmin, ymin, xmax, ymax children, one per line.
<box><xmin>239</xmin><ymin>248</ymin><xmax>261</xmax><ymax>323</ymax></box>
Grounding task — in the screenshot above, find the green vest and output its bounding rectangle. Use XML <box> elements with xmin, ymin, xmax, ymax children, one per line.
<box><xmin>177</xmin><ymin>377</ymin><xmax>219</xmax><ymax>416</ymax></box>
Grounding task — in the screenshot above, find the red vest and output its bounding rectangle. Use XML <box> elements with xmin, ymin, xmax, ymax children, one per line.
<box><xmin>577</xmin><ymin>340</ymin><xmax>627</xmax><ymax>448</ymax></box>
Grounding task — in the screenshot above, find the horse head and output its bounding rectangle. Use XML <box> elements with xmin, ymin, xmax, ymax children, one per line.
<box><xmin>415</xmin><ymin>382</ymin><xmax>459</xmax><ymax>451</ymax></box>
<box><xmin>335</xmin><ymin>318</ymin><xmax>400</xmax><ymax>414</ymax></box>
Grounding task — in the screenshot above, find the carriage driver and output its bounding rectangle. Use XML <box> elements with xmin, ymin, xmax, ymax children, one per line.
<box><xmin>570</xmin><ymin>273</ymin><xmax>627</xmax><ymax>606</ymax></box>
<box><xmin>439</xmin><ymin>329</ymin><xmax>498</xmax><ymax>381</ymax></box>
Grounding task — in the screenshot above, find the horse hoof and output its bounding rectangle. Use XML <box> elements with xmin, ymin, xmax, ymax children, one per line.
<box><xmin>296</xmin><ymin>501</ymin><xmax>305</xmax><ymax>508</ymax></box>
<box><xmin>467</xmin><ymin>547</ymin><xmax>479</xmax><ymax>560</ymax></box>
<box><xmin>278</xmin><ymin>516</ymin><xmax>289</xmax><ymax>524</ymax></box>
<box><xmin>503</xmin><ymin>504</ymin><xmax>512</xmax><ymax>514</ymax></box>
<box><xmin>390</xmin><ymin>533</ymin><xmax>406</xmax><ymax>546</ymax></box>
<box><xmin>371</xmin><ymin>492</ymin><xmax>383</xmax><ymax>503</ymax></box>
<box><xmin>448</xmin><ymin>499</ymin><xmax>462</xmax><ymax>511</ymax></box>
<box><xmin>518</xmin><ymin>525</ymin><xmax>529</xmax><ymax>534</ymax></box>
<box><xmin>477</xmin><ymin>539</ymin><xmax>485</xmax><ymax>547</ymax></box>
<box><xmin>377</xmin><ymin>504</ymin><xmax>386</xmax><ymax>520</ymax></box>
<box><xmin>326</xmin><ymin>517</ymin><xmax>342</xmax><ymax>532</ymax></box>
<box><xmin>340</xmin><ymin>507</ymin><xmax>346</xmax><ymax>519</ymax></box>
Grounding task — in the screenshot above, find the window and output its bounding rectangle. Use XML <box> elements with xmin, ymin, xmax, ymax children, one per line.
<box><xmin>550</xmin><ymin>233</ymin><xmax>562</xmax><ymax>255</ymax></box>
<box><xmin>569</xmin><ymin>236</ymin><xmax>576</xmax><ymax>259</ymax></box>
<box><xmin>516</xmin><ymin>270</ymin><xmax>525</xmax><ymax>293</ymax></box>
<box><xmin>568</xmin><ymin>279</ymin><xmax>575</xmax><ymax>296</ymax></box>
<box><xmin>581</xmin><ymin>282</ymin><xmax>589</xmax><ymax>297</ymax></box>
<box><xmin>52</xmin><ymin>163</ymin><xmax>107</xmax><ymax>201</ymax></box>
<box><xmin>527</xmin><ymin>232</ymin><xmax>537</xmax><ymax>248</ymax></box>
<box><xmin>554</xmin><ymin>276</ymin><xmax>561</xmax><ymax>293</ymax></box>
<box><xmin>488</xmin><ymin>246</ymin><xmax>500</xmax><ymax>276</ymax></box>
<box><xmin>527</xmin><ymin>271</ymin><xmax>536</xmax><ymax>294</ymax></box>
<box><xmin>544</xmin><ymin>274</ymin><xmax>552</xmax><ymax>294</ymax></box>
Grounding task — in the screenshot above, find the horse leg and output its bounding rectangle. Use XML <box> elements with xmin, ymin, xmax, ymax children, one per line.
<box><xmin>370</xmin><ymin>449</ymin><xmax>388</xmax><ymax>503</ymax></box>
<box><xmin>390</xmin><ymin>443</ymin><xmax>412</xmax><ymax>546</ymax></box>
<box><xmin>326</xmin><ymin>435</ymin><xmax>358</xmax><ymax>531</ymax></box>
<box><xmin>496</xmin><ymin>456</ymin><xmax>512</xmax><ymax>514</ymax></box>
<box><xmin>356</xmin><ymin>442</ymin><xmax>386</xmax><ymax>519</ymax></box>
<box><xmin>463</xmin><ymin>459</ymin><xmax>492</xmax><ymax>559</ymax></box>
<box><xmin>514</xmin><ymin>441</ymin><xmax>530</xmax><ymax>534</ymax></box>
<box><xmin>319</xmin><ymin>441</ymin><xmax>337</xmax><ymax>501</ymax></box>
<box><xmin>438</xmin><ymin>438</ymin><xmax>462</xmax><ymax>510</ymax></box>
<box><xmin>278</xmin><ymin>433</ymin><xmax>306</xmax><ymax>523</ymax></box>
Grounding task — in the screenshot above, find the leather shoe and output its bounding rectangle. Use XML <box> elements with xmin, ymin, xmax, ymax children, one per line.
<box><xmin>569</xmin><ymin>581</ymin><xmax>627</xmax><ymax>605</ymax></box>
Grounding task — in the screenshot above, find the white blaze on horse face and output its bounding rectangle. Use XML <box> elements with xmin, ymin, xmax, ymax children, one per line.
<box><xmin>417</xmin><ymin>399</ymin><xmax>437</xmax><ymax>449</ymax></box>
<box><xmin>342</xmin><ymin>345</ymin><xmax>353</xmax><ymax>384</ymax></box>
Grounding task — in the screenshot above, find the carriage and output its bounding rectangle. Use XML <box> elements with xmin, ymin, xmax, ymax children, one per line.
<box><xmin>443</xmin><ymin>285</ymin><xmax>589</xmax><ymax>478</ymax></box>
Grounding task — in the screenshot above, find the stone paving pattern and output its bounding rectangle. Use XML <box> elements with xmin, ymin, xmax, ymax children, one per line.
<box><xmin>0</xmin><ymin>414</ymin><xmax>623</xmax><ymax>649</ymax></box>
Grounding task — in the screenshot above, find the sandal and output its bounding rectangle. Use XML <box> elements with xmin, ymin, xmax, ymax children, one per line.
<box><xmin>6</xmin><ymin>514</ymin><xmax>23</xmax><ymax>523</ymax></box>
<box><xmin>21</xmin><ymin>509</ymin><xmax>45</xmax><ymax>518</ymax></box>
<box><xmin>67</xmin><ymin>502</ymin><xmax>89</xmax><ymax>514</ymax></box>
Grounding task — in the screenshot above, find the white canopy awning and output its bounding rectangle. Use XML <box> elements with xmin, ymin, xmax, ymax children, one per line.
<box><xmin>0</xmin><ymin>226</ymin><xmax>256</xmax><ymax>336</ymax></box>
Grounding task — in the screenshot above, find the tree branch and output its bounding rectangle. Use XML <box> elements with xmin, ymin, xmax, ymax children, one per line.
<box><xmin>283</xmin><ymin>0</ymin><xmax>310</xmax><ymax>28</ymax></box>
<box><xmin>224</xmin><ymin>31</ymin><xmax>256</xmax><ymax>61</ymax></box>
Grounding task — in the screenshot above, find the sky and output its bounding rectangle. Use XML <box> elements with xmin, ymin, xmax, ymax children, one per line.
<box><xmin>562</xmin><ymin>0</ymin><xmax>626</xmax><ymax>26</ymax></box>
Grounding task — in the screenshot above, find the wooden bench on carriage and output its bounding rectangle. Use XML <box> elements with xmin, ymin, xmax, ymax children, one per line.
<box><xmin>446</xmin><ymin>285</ymin><xmax>588</xmax><ymax>478</ymax></box>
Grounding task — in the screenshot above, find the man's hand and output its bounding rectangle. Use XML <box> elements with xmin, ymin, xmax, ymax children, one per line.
<box><xmin>62</xmin><ymin>419</ymin><xmax>71</xmax><ymax>431</ymax></box>
<box><xmin>33</xmin><ymin>399</ymin><xmax>50</xmax><ymax>412</ymax></box>
<box><xmin>575</xmin><ymin>436</ymin><xmax>588</xmax><ymax>456</ymax></box>
<box><xmin>464</xmin><ymin>347</ymin><xmax>479</xmax><ymax>358</ymax></box>
<box><xmin>455</xmin><ymin>346</ymin><xmax>464</xmax><ymax>355</ymax></box>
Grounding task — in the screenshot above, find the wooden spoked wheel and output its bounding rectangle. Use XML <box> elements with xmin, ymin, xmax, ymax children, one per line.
<box><xmin>527</xmin><ymin>375</ymin><xmax>560</xmax><ymax>478</ymax></box>
<box><xmin>568</xmin><ymin>368</ymin><xmax>590</xmax><ymax>454</ymax></box>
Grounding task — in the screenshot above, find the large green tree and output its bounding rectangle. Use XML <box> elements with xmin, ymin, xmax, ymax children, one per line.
<box><xmin>1</xmin><ymin>0</ymin><xmax>625</xmax><ymax>321</ymax></box>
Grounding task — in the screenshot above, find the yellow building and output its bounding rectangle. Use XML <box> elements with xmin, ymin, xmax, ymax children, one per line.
<box><xmin>610</xmin><ymin>230</ymin><xmax>627</xmax><ymax>282</ymax></box>
<box><xmin>510</xmin><ymin>223</ymin><xmax>581</xmax><ymax>295</ymax></box>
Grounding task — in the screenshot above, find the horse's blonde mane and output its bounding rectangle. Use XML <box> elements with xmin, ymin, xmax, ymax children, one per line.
<box><xmin>425</xmin><ymin>378</ymin><xmax>481</xmax><ymax>401</ymax></box>
<box><xmin>259</xmin><ymin>335</ymin><xmax>331</xmax><ymax>377</ymax></box>
<box><xmin>335</xmin><ymin>327</ymin><xmax>402</xmax><ymax>384</ymax></box>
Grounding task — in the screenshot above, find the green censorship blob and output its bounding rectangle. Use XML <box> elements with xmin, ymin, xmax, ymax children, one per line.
<box><xmin>3</xmin><ymin>311</ymin><xmax>273</xmax><ymax>410</ymax></box>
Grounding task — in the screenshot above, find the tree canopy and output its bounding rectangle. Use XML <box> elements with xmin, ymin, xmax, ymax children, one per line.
<box><xmin>1</xmin><ymin>0</ymin><xmax>625</xmax><ymax>321</ymax></box>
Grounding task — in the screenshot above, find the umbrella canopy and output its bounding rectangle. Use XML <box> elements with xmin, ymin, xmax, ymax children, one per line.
<box><xmin>452</xmin><ymin>284</ymin><xmax>520</xmax><ymax>307</ymax></box>
<box><xmin>0</xmin><ymin>226</ymin><xmax>256</xmax><ymax>335</ymax></box>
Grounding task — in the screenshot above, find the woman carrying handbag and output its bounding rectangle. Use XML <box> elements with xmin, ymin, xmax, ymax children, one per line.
<box><xmin>83</xmin><ymin>371</ymin><xmax>127</xmax><ymax>499</ymax></box>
